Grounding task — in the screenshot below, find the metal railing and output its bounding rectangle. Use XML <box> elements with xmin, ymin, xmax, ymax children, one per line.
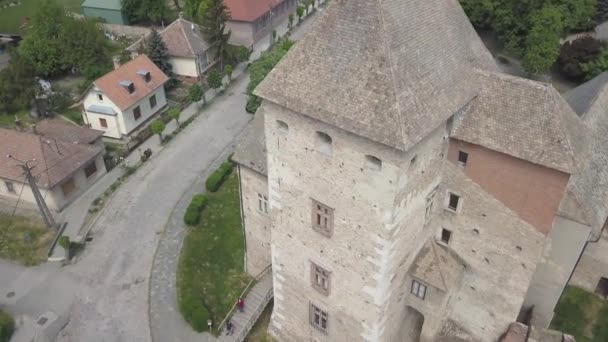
<box><xmin>217</xmin><ymin>265</ymin><xmax>273</xmax><ymax>338</ymax></box>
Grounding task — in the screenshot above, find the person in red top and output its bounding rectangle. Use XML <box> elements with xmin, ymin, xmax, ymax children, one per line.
<box><xmin>237</xmin><ymin>298</ymin><xmax>244</xmax><ymax>312</ymax></box>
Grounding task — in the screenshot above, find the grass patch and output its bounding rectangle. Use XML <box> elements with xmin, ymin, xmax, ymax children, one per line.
<box><xmin>0</xmin><ymin>0</ymin><xmax>82</xmax><ymax>33</ymax></box>
<box><xmin>550</xmin><ymin>286</ymin><xmax>608</xmax><ymax>342</ymax></box>
<box><xmin>177</xmin><ymin>172</ymin><xmax>251</xmax><ymax>334</ymax></box>
<box><xmin>0</xmin><ymin>213</ymin><xmax>53</xmax><ymax>265</ymax></box>
<box><xmin>245</xmin><ymin>300</ymin><xmax>274</xmax><ymax>342</ymax></box>
<box><xmin>0</xmin><ymin>110</ymin><xmax>31</xmax><ymax>128</ymax></box>
<box><xmin>0</xmin><ymin>310</ymin><xmax>14</xmax><ymax>342</ymax></box>
<box><xmin>61</xmin><ymin>108</ymin><xmax>84</xmax><ymax>125</ymax></box>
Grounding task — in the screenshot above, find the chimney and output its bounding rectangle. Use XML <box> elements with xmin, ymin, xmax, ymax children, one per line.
<box><xmin>112</xmin><ymin>56</ymin><xmax>121</xmax><ymax>70</ymax></box>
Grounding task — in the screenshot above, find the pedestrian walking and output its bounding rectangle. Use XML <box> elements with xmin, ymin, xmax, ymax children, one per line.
<box><xmin>226</xmin><ymin>320</ymin><xmax>234</xmax><ymax>335</ymax></box>
<box><xmin>237</xmin><ymin>298</ymin><xmax>245</xmax><ymax>312</ymax></box>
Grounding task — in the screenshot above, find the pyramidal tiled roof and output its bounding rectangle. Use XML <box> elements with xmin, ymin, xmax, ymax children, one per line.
<box><xmin>255</xmin><ymin>0</ymin><xmax>497</xmax><ymax>152</ymax></box>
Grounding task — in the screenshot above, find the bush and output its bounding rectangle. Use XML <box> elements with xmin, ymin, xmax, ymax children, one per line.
<box><xmin>184</xmin><ymin>194</ymin><xmax>208</xmax><ymax>226</ymax></box>
<box><xmin>205</xmin><ymin>162</ymin><xmax>233</xmax><ymax>192</ymax></box>
<box><xmin>559</xmin><ymin>37</ymin><xmax>605</xmax><ymax>80</ymax></box>
<box><xmin>0</xmin><ymin>311</ymin><xmax>14</xmax><ymax>342</ymax></box>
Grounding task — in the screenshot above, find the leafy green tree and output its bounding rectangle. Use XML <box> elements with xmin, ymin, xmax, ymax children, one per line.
<box><xmin>146</xmin><ymin>28</ymin><xmax>172</xmax><ymax>76</ymax></box>
<box><xmin>582</xmin><ymin>47</ymin><xmax>608</xmax><ymax>79</ymax></box>
<box><xmin>559</xmin><ymin>37</ymin><xmax>604</xmax><ymax>80</ymax></box>
<box><xmin>189</xmin><ymin>83</ymin><xmax>203</xmax><ymax>103</ymax></box>
<box><xmin>288</xmin><ymin>13</ymin><xmax>294</xmax><ymax>29</ymax></box>
<box><xmin>207</xmin><ymin>69</ymin><xmax>222</xmax><ymax>93</ymax></box>
<box><xmin>150</xmin><ymin>119</ymin><xmax>166</xmax><ymax>142</ymax></box>
<box><xmin>167</xmin><ymin>107</ymin><xmax>181</xmax><ymax>125</ymax></box>
<box><xmin>0</xmin><ymin>50</ymin><xmax>36</xmax><ymax>114</ymax></box>
<box><xmin>122</xmin><ymin>0</ymin><xmax>168</xmax><ymax>24</ymax></box>
<box><xmin>199</xmin><ymin>0</ymin><xmax>232</xmax><ymax>69</ymax></box>
<box><xmin>522</xmin><ymin>5</ymin><xmax>564</xmax><ymax>74</ymax></box>
<box><xmin>296</xmin><ymin>6</ymin><xmax>304</xmax><ymax>24</ymax></box>
<box><xmin>224</xmin><ymin>64</ymin><xmax>233</xmax><ymax>81</ymax></box>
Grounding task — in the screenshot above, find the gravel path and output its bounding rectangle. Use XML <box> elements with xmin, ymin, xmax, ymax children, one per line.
<box><xmin>55</xmin><ymin>76</ymin><xmax>252</xmax><ymax>342</ymax></box>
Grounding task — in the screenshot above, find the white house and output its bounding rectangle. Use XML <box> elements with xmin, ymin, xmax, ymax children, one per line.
<box><xmin>0</xmin><ymin>120</ymin><xmax>106</xmax><ymax>213</ymax></box>
<box><xmin>82</xmin><ymin>54</ymin><xmax>169</xmax><ymax>139</ymax></box>
<box><xmin>127</xmin><ymin>17</ymin><xmax>216</xmax><ymax>81</ymax></box>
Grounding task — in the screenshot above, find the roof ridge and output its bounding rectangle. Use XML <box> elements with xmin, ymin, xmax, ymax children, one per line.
<box><xmin>375</xmin><ymin>0</ymin><xmax>408</xmax><ymax>150</ymax></box>
<box><xmin>177</xmin><ymin>19</ymin><xmax>196</xmax><ymax>56</ymax></box>
<box><xmin>582</xmin><ymin>74</ymin><xmax>608</xmax><ymax>120</ymax></box>
<box><xmin>548</xmin><ymin>87</ymin><xmax>579</xmax><ymax>172</ymax></box>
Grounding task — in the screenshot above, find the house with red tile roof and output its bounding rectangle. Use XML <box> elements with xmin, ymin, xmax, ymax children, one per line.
<box><xmin>224</xmin><ymin>0</ymin><xmax>297</xmax><ymax>47</ymax></box>
<box><xmin>82</xmin><ymin>54</ymin><xmax>169</xmax><ymax>139</ymax></box>
<box><xmin>0</xmin><ymin>121</ymin><xmax>106</xmax><ymax>212</ymax></box>
<box><xmin>127</xmin><ymin>17</ymin><xmax>216</xmax><ymax>80</ymax></box>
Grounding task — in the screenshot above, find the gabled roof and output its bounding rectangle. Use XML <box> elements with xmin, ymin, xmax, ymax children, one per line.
<box><xmin>82</xmin><ymin>0</ymin><xmax>122</xmax><ymax>11</ymax></box>
<box><xmin>452</xmin><ymin>70</ymin><xmax>587</xmax><ymax>174</ymax></box>
<box><xmin>127</xmin><ymin>19</ymin><xmax>210</xmax><ymax>58</ymax></box>
<box><xmin>32</xmin><ymin>119</ymin><xmax>103</xmax><ymax>145</ymax></box>
<box><xmin>564</xmin><ymin>72</ymin><xmax>608</xmax><ymax>118</ymax></box>
<box><xmin>224</xmin><ymin>0</ymin><xmax>279</xmax><ymax>22</ymax></box>
<box><xmin>409</xmin><ymin>240</ymin><xmax>465</xmax><ymax>292</ymax></box>
<box><xmin>92</xmin><ymin>55</ymin><xmax>169</xmax><ymax>111</ymax></box>
<box><xmin>255</xmin><ymin>0</ymin><xmax>497</xmax><ymax>152</ymax></box>
<box><xmin>0</xmin><ymin>128</ymin><xmax>102</xmax><ymax>189</ymax></box>
<box><xmin>233</xmin><ymin>111</ymin><xmax>267</xmax><ymax>175</ymax></box>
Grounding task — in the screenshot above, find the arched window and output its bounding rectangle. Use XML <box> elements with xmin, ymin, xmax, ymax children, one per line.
<box><xmin>365</xmin><ymin>155</ymin><xmax>382</xmax><ymax>171</ymax></box>
<box><xmin>277</xmin><ymin>120</ymin><xmax>289</xmax><ymax>134</ymax></box>
<box><xmin>316</xmin><ymin>131</ymin><xmax>333</xmax><ymax>156</ymax></box>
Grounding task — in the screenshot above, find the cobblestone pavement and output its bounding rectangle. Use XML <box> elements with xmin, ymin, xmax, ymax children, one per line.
<box><xmin>55</xmin><ymin>76</ymin><xmax>252</xmax><ymax>342</ymax></box>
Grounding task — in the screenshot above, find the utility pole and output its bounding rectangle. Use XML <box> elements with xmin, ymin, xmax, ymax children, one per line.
<box><xmin>7</xmin><ymin>155</ymin><xmax>56</xmax><ymax>229</ymax></box>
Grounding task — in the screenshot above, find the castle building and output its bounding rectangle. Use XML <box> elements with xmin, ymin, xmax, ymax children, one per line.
<box><xmin>233</xmin><ymin>0</ymin><xmax>608</xmax><ymax>340</ymax></box>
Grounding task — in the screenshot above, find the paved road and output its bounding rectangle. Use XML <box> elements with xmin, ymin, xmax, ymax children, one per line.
<box><xmin>55</xmin><ymin>77</ymin><xmax>252</xmax><ymax>342</ymax></box>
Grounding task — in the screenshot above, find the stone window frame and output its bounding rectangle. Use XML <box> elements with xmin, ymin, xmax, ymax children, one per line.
<box><xmin>411</xmin><ymin>279</ymin><xmax>427</xmax><ymax>300</ymax></box>
<box><xmin>440</xmin><ymin>228</ymin><xmax>452</xmax><ymax>245</ymax></box>
<box><xmin>444</xmin><ymin>191</ymin><xmax>462</xmax><ymax>214</ymax></box>
<box><xmin>309</xmin><ymin>302</ymin><xmax>329</xmax><ymax>334</ymax></box>
<box><xmin>311</xmin><ymin>199</ymin><xmax>334</xmax><ymax>237</ymax></box>
<box><xmin>258</xmin><ymin>193</ymin><xmax>269</xmax><ymax>214</ymax></box>
<box><xmin>4</xmin><ymin>181</ymin><xmax>15</xmax><ymax>194</ymax></box>
<box><xmin>310</xmin><ymin>261</ymin><xmax>331</xmax><ymax>295</ymax></box>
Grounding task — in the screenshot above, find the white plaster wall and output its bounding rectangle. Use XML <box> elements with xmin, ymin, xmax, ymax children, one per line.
<box><xmin>227</xmin><ymin>21</ymin><xmax>254</xmax><ymax>47</ymax></box>
<box><xmin>169</xmin><ymin>57</ymin><xmax>198</xmax><ymax>78</ymax></box>
<box><xmin>120</xmin><ymin>86</ymin><xmax>167</xmax><ymax>135</ymax></box>
<box><xmin>571</xmin><ymin>226</ymin><xmax>608</xmax><ymax>293</ymax></box>
<box><xmin>238</xmin><ymin>165</ymin><xmax>272</xmax><ymax>276</ymax></box>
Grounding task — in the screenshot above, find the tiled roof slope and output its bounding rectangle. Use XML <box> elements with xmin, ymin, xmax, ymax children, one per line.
<box><xmin>224</xmin><ymin>0</ymin><xmax>278</xmax><ymax>22</ymax></box>
<box><xmin>33</xmin><ymin>119</ymin><xmax>103</xmax><ymax>145</ymax></box>
<box><xmin>564</xmin><ymin>74</ymin><xmax>608</xmax><ymax>234</ymax></box>
<box><xmin>0</xmin><ymin>128</ymin><xmax>101</xmax><ymax>188</ymax></box>
<box><xmin>255</xmin><ymin>0</ymin><xmax>497</xmax><ymax>152</ymax></box>
<box><xmin>452</xmin><ymin>71</ymin><xmax>587</xmax><ymax>174</ymax></box>
<box><xmin>564</xmin><ymin>72</ymin><xmax>608</xmax><ymax>118</ymax></box>
<box><xmin>93</xmin><ymin>55</ymin><xmax>169</xmax><ymax>111</ymax></box>
<box><xmin>127</xmin><ymin>19</ymin><xmax>209</xmax><ymax>58</ymax></box>
<box><xmin>233</xmin><ymin>112</ymin><xmax>267</xmax><ymax>175</ymax></box>
<box><xmin>409</xmin><ymin>240</ymin><xmax>465</xmax><ymax>292</ymax></box>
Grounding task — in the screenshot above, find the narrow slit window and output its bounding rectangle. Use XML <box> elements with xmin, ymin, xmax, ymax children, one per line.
<box><xmin>441</xmin><ymin>228</ymin><xmax>452</xmax><ymax>244</ymax></box>
<box><xmin>448</xmin><ymin>193</ymin><xmax>460</xmax><ymax>211</ymax></box>
<box><xmin>316</xmin><ymin>131</ymin><xmax>333</xmax><ymax>156</ymax></box>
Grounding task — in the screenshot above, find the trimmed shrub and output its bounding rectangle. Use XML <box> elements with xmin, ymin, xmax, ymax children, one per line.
<box><xmin>183</xmin><ymin>194</ymin><xmax>208</xmax><ymax>226</ymax></box>
<box><xmin>205</xmin><ymin>162</ymin><xmax>233</xmax><ymax>192</ymax></box>
<box><xmin>0</xmin><ymin>311</ymin><xmax>14</xmax><ymax>342</ymax></box>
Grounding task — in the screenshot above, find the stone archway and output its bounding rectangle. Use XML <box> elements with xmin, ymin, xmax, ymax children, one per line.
<box><xmin>400</xmin><ymin>306</ymin><xmax>425</xmax><ymax>342</ymax></box>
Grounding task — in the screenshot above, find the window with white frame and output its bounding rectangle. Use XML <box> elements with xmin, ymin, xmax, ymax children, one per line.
<box><xmin>411</xmin><ymin>279</ymin><xmax>427</xmax><ymax>299</ymax></box>
<box><xmin>311</xmin><ymin>262</ymin><xmax>331</xmax><ymax>295</ymax></box>
<box><xmin>312</xmin><ymin>199</ymin><xmax>333</xmax><ymax>237</ymax></box>
<box><xmin>309</xmin><ymin>302</ymin><xmax>328</xmax><ymax>334</ymax></box>
<box><xmin>258</xmin><ymin>193</ymin><xmax>268</xmax><ymax>214</ymax></box>
<box><xmin>447</xmin><ymin>192</ymin><xmax>461</xmax><ymax>212</ymax></box>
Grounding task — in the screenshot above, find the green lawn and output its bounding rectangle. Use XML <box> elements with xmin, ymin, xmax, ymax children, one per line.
<box><xmin>0</xmin><ymin>213</ymin><xmax>53</xmax><ymax>266</ymax></box>
<box><xmin>0</xmin><ymin>110</ymin><xmax>32</xmax><ymax>128</ymax></box>
<box><xmin>0</xmin><ymin>0</ymin><xmax>82</xmax><ymax>33</ymax></box>
<box><xmin>61</xmin><ymin>108</ymin><xmax>84</xmax><ymax>125</ymax></box>
<box><xmin>245</xmin><ymin>300</ymin><xmax>274</xmax><ymax>342</ymax></box>
<box><xmin>177</xmin><ymin>172</ymin><xmax>252</xmax><ymax>334</ymax></box>
<box><xmin>550</xmin><ymin>286</ymin><xmax>608</xmax><ymax>342</ymax></box>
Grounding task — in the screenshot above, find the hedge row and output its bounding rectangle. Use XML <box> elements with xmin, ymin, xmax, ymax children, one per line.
<box><xmin>0</xmin><ymin>311</ymin><xmax>14</xmax><ymax>342</ymax></box>
<box><xmin>205</xmin><ymin>161</ymin><xmax>233</xmax><ymax>193</ymax></box>
<box><xmin>183</xmin><ymin>194</ymin><xmax>208</xmax><ymax>226</ymax></box>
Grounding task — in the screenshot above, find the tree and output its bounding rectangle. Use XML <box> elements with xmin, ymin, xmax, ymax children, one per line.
<box><xmin>146</xmin><ymin>28</ymin><xmax>172</xmax><ymax>76</ymax></box>
<box><xmin>189</xmin><ymin>83</ymin><xmax>203</xmax><ymax>104</ymax></box>
<box><xmin>207</xmin><ymin>69</ymin><xmax>222</xmax><ymax>93</ymax></box>
<box><xmin>582</xmin><ymin>47</ymin><xmax>608</xmax><ymax>79</ymax></box>
<box><xmin>522</xmin><ymin>5</ymin><xmax>564</xmax><ymax>74</ymax></box>
<box><xmin>288</xmin><ymin>13</ymin><xmax>294</xmax><ymax>29</ymax></box>
<box><xmin>296</xmin><ymin>6</ymin><xmax>304</xmax><ymax>24</ymax></box>
<box><xmin>122</xmin><ymin>0</ymin><xmax>168</xmax><ymax>24</ymax></box>
<box><xmin>0</xmin><ymin>50</ymin><xmax>36</xmax><ymax>114</ymax></box>
<box><xmin>150</xmin><ymin>119</ymin><xmax>166</xmax><ymax>142</ymax></box>
<box><xmin>167</xmin><ymin>107</ymin><xmax>181</xmax><ymax>125</ymax></box>
<box><xmin>558</xmin><ymin>36</ymin><xmax>605</xmax><ymax>80</ymax></box>
<box><xmin>198</xmin><ymin>0</ymin><xmax>232</xmax><ymax>69</ymax></box>
<box><xmin>224</xmin><ymin>64</ymin><xmax>233</xmax><ymax>82</ymax></box>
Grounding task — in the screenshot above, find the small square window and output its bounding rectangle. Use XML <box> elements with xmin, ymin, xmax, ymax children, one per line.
<box><xmin>411</xmin><ymin>279</ymin><xmax>427</xmax><ymax>300</ymax></box>
<box><xmin>458</xmin><ymin>151</ymin><xmax>469</xmax><ymax>166</ymax></box>
<box><xmin>312</xmin><ymin>199</ymin><xmax>333</xmax><ymax>237</ymax></box>
<box><xmin>99</xmin><ymin>118</ymin><xmax>108</xmax><ymax>128</ymax></box>
<box><xmin>97</xmin><ymin>93</ymin><xmax>103</xmax><ymax>101</ymax></box>
<box><xmin>441</xmin><ymin>228</ymin><xmax>452</xmax><ymax>244</ymax></box>
<box><xmin>309</xmin><ymin>303</ymin><xmax>328</xmax><ymax>334</ymax></box>
<box><xmin>5</xmin><ymin>181</ymin><xmax>15</xmax><ymax>194</ymax></box>
<box><xmin>133</xmin><ymin>106</ymin><xmax>142</xmax><ymax>120</ymax></box>
<box><xmin>311</xmin><ymin>262</ymin><xmax>331</xmax><ymax>295</ymax></box>
<box><xmin>258</xmin><ymin>193</ymin><xmax>268</xmax><ymax>214</ymax></box>
<box><xmin>448</xmin><ymin>193</ymin><xmax>460</xmax><ymax>212</ymax></box>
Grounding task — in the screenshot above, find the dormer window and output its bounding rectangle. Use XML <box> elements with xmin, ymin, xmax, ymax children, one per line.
<box><xmin>137</xmin><ymin>69</ymin><xmax>151</xmax><ymax>82</ymax></box>
<box><xmin>120</xmin><ymin>80</ymin><xmax>135</xmax><ymax>94</ymax></box>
